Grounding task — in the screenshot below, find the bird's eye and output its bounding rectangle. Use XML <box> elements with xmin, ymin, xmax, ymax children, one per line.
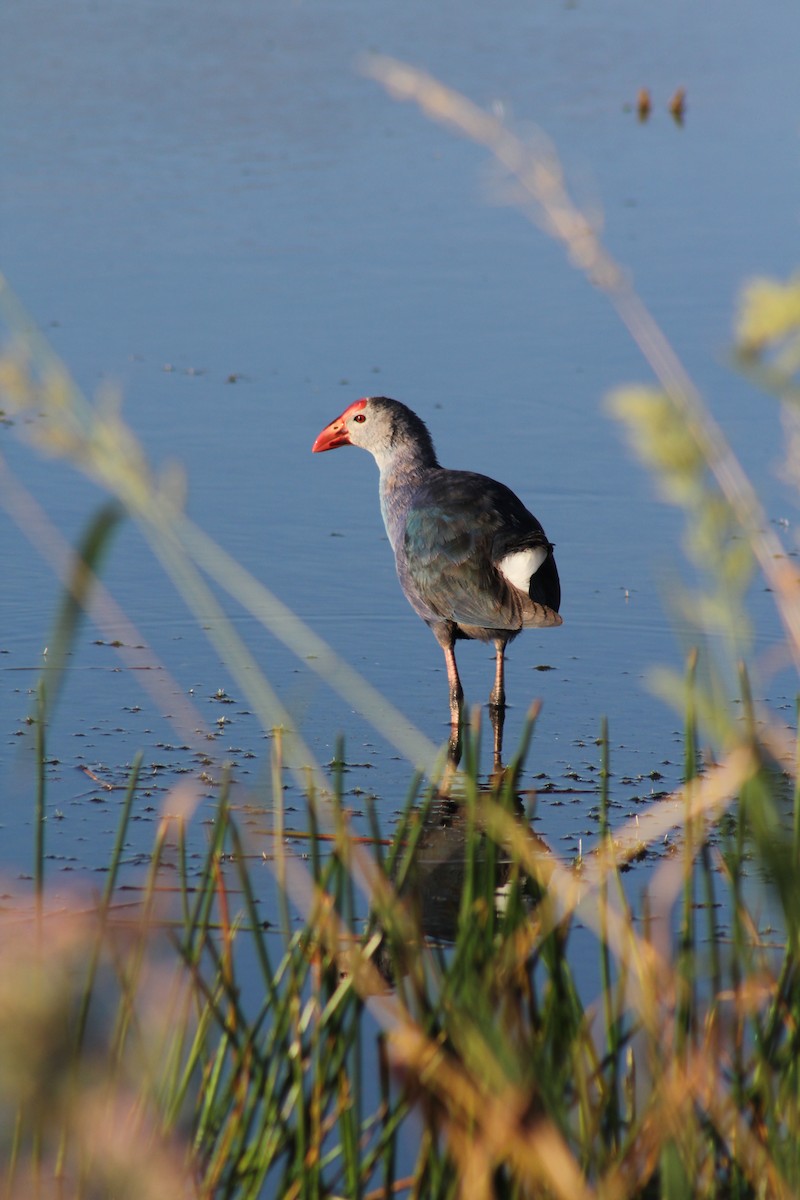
<box><xmin>353</xmin><ymin>413</ymin><xmax>366</xmax><ymax>424</ymax></box>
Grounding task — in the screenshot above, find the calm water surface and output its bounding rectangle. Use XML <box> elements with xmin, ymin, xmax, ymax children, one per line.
<box><xmin>1</xmin><ymin>0</ymin><xmax>799</xmax><ymax>909</ymax></box>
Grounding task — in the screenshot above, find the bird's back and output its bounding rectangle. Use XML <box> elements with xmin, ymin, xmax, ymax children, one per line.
<box><xmin>389</xmin><ymin>467</ymin><xmax>561</xmax><ymax>638</ymax></box>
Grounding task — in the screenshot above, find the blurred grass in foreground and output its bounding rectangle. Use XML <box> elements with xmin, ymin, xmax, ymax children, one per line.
<box><xmin>3</xmin><ymin>63</ymin><xmax>800</xmax><ymax>1199</ymax></box>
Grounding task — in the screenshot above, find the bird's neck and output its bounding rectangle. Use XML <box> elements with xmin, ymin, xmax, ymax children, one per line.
<box><xmin>377</xmin><ymin>444</ymin><xmax>438</xmax><ymax>549</ymax></box>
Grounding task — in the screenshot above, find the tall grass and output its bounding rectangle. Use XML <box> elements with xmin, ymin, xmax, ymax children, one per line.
<box><xmin>3</xmin><ymin>67</ymin><xmax>800</xmax><ymax>1198</ymax></box>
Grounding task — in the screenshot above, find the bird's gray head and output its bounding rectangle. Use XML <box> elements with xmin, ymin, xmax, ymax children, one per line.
<box><xmin>312</xmin><ymin>396</ymin><xmax>439</xmax><ymax>470</ymax></box>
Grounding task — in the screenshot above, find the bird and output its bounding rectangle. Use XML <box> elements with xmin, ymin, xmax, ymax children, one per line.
<box><xmin>312</xmin><ymin>396</ymin><xmax>561</xmax><ymax>726</ymax></box>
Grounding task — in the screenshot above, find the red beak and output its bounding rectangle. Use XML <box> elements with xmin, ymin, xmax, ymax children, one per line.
<box><xmin>312</xmin><ymin>416</ymin><xmax>351</xmax><ymax>453</ymax></box>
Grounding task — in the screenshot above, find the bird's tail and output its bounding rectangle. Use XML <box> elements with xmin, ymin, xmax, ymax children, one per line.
<box><xmin>520</xmin><ymin>601</ymin><xmax>563</xmax><ymax>628</ymax></box>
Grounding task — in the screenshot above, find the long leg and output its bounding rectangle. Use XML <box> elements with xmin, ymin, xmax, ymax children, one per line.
<box><xmin>442</xmin><ymin>641</ymin><xmax>463</xmax><ymax>717</ymax></box>
<box><xmin>490</xmin><ymin>637</ymin><xmax>508</xmax><ymax>710</ymax></box>
<box><xmin>489</xmin><ymin>701</ymin><xmax>506</xmax><ymax>772</ymax></box>
<box><xmin>444</xmin><ymin>715</ymin><xmax>463</xmax><ymax>790</ymax></box>
<box><xmin>436</xmin><ymin>634</ymin><xmax>463</xmax><ymax>789</ymax></box>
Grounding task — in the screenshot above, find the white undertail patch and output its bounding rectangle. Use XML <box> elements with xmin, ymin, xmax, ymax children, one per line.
<box><xmin>498</xmin><ymin>546</ymin><xmax>548</xmax><ymax>593</ymax></box>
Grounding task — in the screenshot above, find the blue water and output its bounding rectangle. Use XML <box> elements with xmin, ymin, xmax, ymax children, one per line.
<box><xmin>1</xmin><ymin>0</ymin><xmax>799</xmax><ymax>904</ymax></box>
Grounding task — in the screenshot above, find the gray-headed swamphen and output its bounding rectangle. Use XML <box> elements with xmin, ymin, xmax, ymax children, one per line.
<box><xmin>313</xmin><ymin>396</ymin><xmax>561</xmax><ymax>723</ymax></box>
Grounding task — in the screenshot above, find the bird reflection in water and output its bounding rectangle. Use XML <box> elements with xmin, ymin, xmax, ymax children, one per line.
<box><xmin>410</xmin><ymin>797</ymin><xmax>546</xmax><ymax>940</ymax></box>
<box><xmin>369</xmin><ymin>708</ymin><xmax>550</xmax><ymax>986</ymax></box>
